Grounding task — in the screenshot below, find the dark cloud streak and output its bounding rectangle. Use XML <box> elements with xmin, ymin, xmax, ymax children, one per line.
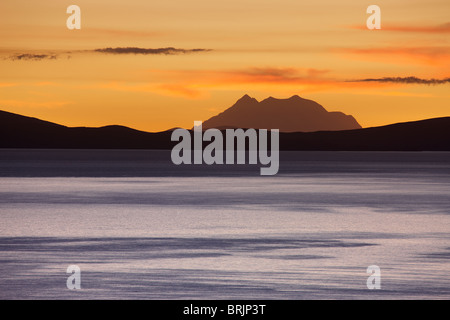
<box><xmin>4</xmin><ymin>47</ymin><xmax>211</xmax><ymax>61</ymax></box>
<box><xmin>93</xmin><ymin>47</ymin><xmax>212</xmax><ymax>55</ymax></box>
<box><xmin>351</xmin><ymin>76</ymin><xmax>450</xmax><ymax>85</ymax></box>
<box><xmin>7</xmin><ymin>54</ymin><xmax>58</xmax><ymax>61</ymax></box>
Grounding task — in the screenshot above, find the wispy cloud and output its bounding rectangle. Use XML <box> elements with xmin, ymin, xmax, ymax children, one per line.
<box><xmin>141</xmin><ymin>68</ymin><xmax>450</xmax><ymax>98</ymax></box>
<box><xmin>93</xmin><ymin>67</ymin><xmax>333</xmax><ymax>99</ymax></box>
<box><xmin>91</xmin><ymin>67</ymin><xmax>449</xmax><ymax>99</ymax></box>
<box><xmin>7</xmin><ymin>54</ymin><xmax>58</xmax><ymax>61</ymax></box>
<box><xmin>105</xmin><ymin>67</ymin><xmax>344</xmax><ymax>98</ymax></box>
<box><xmin>226</xmin><ymin>67</ymin><xmax>331</xmax><ymax>83</ymax></box>
<box><xmin>93</xmin><ymin>47</ymin><xmax>212</xmax><ymax>55</ymax></box>
<box><xmin>350</xmin><ymin>76</ymin><xmax>450</xmax><ymax>85</ymax></box>
<box><xmin>3</xmin><ymin>47</ymin><xmax>212</xmax><ymax>61</ymax></box>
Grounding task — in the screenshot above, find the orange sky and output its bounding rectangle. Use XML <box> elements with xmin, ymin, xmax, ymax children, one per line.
<box><xmin>0</xmin><ymin>0</ymin><xmax>449</xmax><ymax>132</ymax></box>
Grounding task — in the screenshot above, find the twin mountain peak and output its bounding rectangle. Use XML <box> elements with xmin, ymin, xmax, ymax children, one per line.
<box><xmin>202</xmin><ymin>94</ymin><xmax>361</xmax><ymax>132</ymax></box>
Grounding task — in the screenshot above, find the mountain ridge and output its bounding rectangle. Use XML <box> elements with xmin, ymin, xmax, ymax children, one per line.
<box><xmin>202</xmin><ymin>95</ymin><xmax>361</xmax><ymax>132</ymax></box>
<box><xmin>1</xmin><ymin>109</ymin><xmax>450</xmax><ymax>151</ymax></box>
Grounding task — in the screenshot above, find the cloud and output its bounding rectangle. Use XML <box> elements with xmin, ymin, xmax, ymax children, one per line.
<box><xmin>144</xmin><ymin>68</ymin><xmax>450</xmax><ymax>98</ymax></box>
<box><xmin>93</xmin><ymin>47</ymin><xmax>212</xmax><ymax>55</ymax></box>
<box><xmin>95</xmin><ymin>67</ymin><xmax>449</xmax><ymax>99</ymax></box>
<box><xmin>7</xmin><ymin>54</ymin><xmax>58</xmax><ymax>61</ymax></box>
<box><xmin>227</xmin><ymin>67</ymin><xmax>331</xmax><ymax>83</ymax></box>
<box><xmin>120</xmin><ymin>67</ymin><xmax>340</xmax><ymax>98</ymax></box>
<box><xmin>350</xmin><ymin>77</ymin><xmax>450</xmax><ymax>85</ymax></box>
<box><xmin>3</xmin><ymin>47</ymin><xmax>212</xmax><ymax>61</ymax></box>
<box><xmin>92</xmin><ymin>68</ymin><xmax>333</xmax><ymax>99</ymax></box>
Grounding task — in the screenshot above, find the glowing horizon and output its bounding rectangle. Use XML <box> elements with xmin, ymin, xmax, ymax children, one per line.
<box><xmin>0</xmin><ymin>0</ymin><xmax>449</xmax><ymax>132</ymax></box>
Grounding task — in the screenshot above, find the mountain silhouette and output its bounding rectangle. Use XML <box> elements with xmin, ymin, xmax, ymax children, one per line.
<box><xmin>1</xmin><ymin>109</ymin><xmax>450</xmax><ymax>151</ymax></box>
<box><xmin>202</xmin><ymin>95</ymin><xmax>361</xmax><ymax>132</ymax></box>
<box><xmin>0</xmin><ymin>110</ymin><xmax>173</xmax><ymax>149</ymax></box>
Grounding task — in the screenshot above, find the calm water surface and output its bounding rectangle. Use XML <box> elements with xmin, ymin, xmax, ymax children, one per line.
<box><xmin>0</xmin><ymin>150</ymin><xmax>449</xmax><ymax>299</ymax></box>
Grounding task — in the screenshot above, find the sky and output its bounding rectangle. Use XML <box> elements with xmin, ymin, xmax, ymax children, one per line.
<box><xmin>0</xmin><ymin>0</ymin><xmax>449</xmax><ymax>132</ymax></box>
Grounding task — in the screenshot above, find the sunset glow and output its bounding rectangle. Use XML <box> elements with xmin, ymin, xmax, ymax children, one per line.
<box><xmin>1</xmin><ymin>0</ymin><xmax>449</xmax><ymax>132</ymax></box>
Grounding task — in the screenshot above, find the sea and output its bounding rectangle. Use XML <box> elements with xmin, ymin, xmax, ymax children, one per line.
<box><xmin>0</xmin><ymin>149</ymin><xmax>449</xmax><ymax>300</ymax></box>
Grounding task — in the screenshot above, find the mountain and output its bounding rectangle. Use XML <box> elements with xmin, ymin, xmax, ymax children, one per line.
<box><xmin>1</xmin><ymin>109</ymin><xmax>450</xmax><ymax>151</ymax></box>
<box><xmin>0</xmin><ymin>110</ymin><xmax>173</xmax><ymax>149</ymax></box>
<box><xmin>280</xmin><ymin>117</ymin><xmax>450</xmax><ymax>151</ymax></box>
<box><xmin>202</xmin><ymin>95</ymin><xmax>361</xmax><ymax>132</ymax></box>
